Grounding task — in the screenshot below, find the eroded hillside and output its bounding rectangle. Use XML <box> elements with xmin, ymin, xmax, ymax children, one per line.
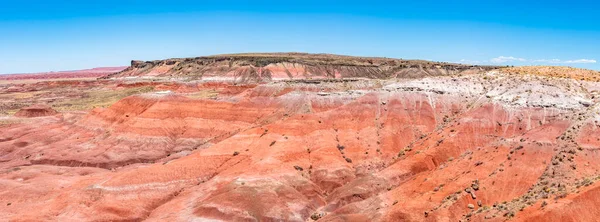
<box><xmin>1</xmin><ymin>58</ymin><xmax>600</xmax><ymax>221</ymax></box>
<box><xmin>105</xmin><ymin>53</ymin><xmax>500</xmax><ymax>82</ymax></box>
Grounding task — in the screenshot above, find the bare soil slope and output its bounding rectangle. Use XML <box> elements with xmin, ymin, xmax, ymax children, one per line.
<box><xmin>1</xmin><ymin>57</ymin><xmax>600</xmax><ymax>221</ymax></box>
<box><xmin>501</xmin><ymin>66</ymin><xmax>600</xmax><ymax>81</ymax></box>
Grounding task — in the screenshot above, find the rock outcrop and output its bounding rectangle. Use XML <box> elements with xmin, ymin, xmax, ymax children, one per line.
<box><xmin>13</xmin><ymin>104</ymin><xmax>58</xmax><ymax>117</ymax></box>
<box><xmin>104</xmin><ymin>53</ymin><xmax>500</xmax><ymax>82</ymax></box>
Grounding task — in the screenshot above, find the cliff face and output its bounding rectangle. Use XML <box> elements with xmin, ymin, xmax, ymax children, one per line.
<box><xmin>105</xmin><ymin>53</ymin><xmax>500</xmax><ymax>81</ymax></box>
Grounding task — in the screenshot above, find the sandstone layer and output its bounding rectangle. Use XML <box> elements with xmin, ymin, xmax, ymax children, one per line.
<box><xmin>105</xmin><ymin>53</ymin><xmax>500</xmax><ymax>82</ymax></box>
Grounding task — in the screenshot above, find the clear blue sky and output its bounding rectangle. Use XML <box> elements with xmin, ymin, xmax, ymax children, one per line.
<box><xmin>1</xmin><ymin>0</ymin><xmax>599</xmax><ymax>74</ymax></box>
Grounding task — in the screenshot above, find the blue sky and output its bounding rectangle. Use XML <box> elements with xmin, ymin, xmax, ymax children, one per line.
<box><xmin>1</xmin><ymin>0</ymin><xmax>599</xmax><ymax>74</ymax></box>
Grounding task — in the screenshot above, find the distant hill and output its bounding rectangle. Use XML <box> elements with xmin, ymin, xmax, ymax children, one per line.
<box><xmin>0</xmin><ymin>67</ymin><xmax>127</xmax><ymax>80</ymax></box>
<box><xmin>501</xmin><ymin>66</ymin><xmax>600</xmax><ymax>81</ymax></box>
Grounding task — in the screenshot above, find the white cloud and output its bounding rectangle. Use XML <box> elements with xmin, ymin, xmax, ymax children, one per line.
<box><xmin>564</xmin><ymin>59</ymin><xmax>597</xmax><ymax>64</ymax></box>
<box><xmin>490</xmin><ymin>56</ymin><xmax>527</xmax><ymax>63</ymax></box>
<box><xmin>456</xmin><ymin>59</ymin><xmax>482</xmax><ymax>64</ymax></box>
<box><xmin>532</xmin><ymin>59</ymin><xmax>560</xmax><ymax>63</ymax></box>
<box><xmin>532</xmin><ymin>59</ymin><xmax>597</xmax><ymax>64</ymax></box>
<box><xmin>472</xmin><ymin>56</ymin><xmax>598</xmax><ymax>65</ymax></box>
<box><xmin>455</xmin><ymin>56</ymin><xmax>597</xmax><ymax>65</ymax></box>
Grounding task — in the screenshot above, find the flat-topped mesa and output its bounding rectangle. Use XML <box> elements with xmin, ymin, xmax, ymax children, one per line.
<box><xmin>104</xmin><ymin>53</ymin><xmax>501</xmax><ymax>82</ymax></box>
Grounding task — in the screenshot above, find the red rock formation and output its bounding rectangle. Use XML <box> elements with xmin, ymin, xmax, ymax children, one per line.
<box><xmin>105</xmin><ymin>53</ymin><xmax>499</xmax><ymax>82</ymax></box>
<box><xmin>13</xmin><ymin>104</ymin><xmax>58</xmax><ymax>117</ymax></box>
<box><xmin>1</xmin><ymin>63</ymin><xmax>600</xmax><ymax>221</ymax></box>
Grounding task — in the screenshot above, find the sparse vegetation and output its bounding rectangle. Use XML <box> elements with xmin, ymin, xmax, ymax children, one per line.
<box><xmin>51</xmin><ymin>86</ymin><xmax>154</xmax><ymax>111</ymax></box>
<box><xmin>501</xmin><ymin>66</ymin><xmax>600</xmax><ymax>82</ymax></box>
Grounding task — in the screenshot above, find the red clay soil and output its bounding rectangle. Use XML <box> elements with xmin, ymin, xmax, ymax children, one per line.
<box><xmin>13</xmin><ymin>104</ymin><xmax>58</xmax><ymax>118</ymax></box>
<box><xmin>1</xmin><ymin>68</ymin><xmax>600</xmax><ymax>221</ymax></box>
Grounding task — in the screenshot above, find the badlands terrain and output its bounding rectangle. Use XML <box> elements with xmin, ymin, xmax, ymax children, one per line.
<box><xmin>1</xmin><ymin>53</ymin><xmax>600</xmax><ymax>221</ymax></box>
